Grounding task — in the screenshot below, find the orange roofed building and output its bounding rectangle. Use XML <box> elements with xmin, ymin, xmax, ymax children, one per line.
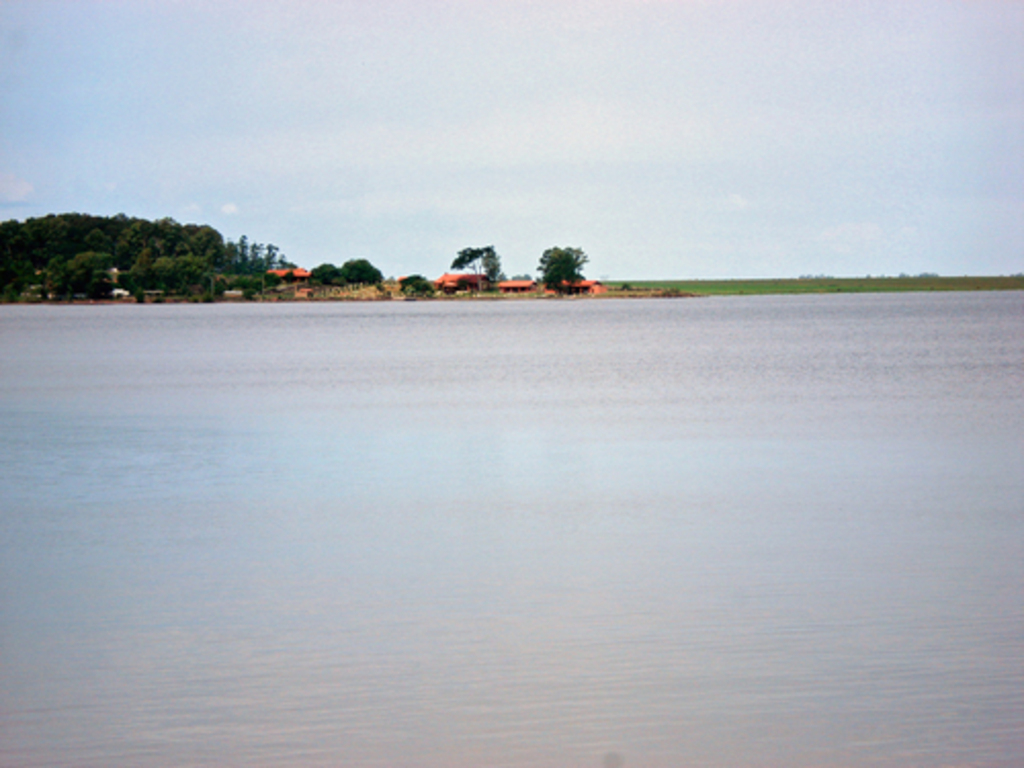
<box><xmin>545</xmin><ymin>280</ymin><xmax>608</xmax><ymax>295</ymax></box>
<box><xmin>267</xmin><ymin>268</ymin><xmax>311</xmax><ymax>279</ymax></box>
<box><xmin>497</xmin><ymin>280</ymin><xmax>537</xmax><ymax>294</ymax></box>
<box><xmin>434</xmin><ymin>273</ymin><xmax>489</xmax><ymax>293</ymax></box>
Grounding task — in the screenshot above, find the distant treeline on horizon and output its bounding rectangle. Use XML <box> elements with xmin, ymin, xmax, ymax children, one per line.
<box><xmin>0</xmin><ymin>212</ymin><xmax>294</xmax><ymax>301</ymax></box>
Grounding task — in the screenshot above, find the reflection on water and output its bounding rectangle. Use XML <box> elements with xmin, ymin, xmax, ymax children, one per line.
<box><xmin>1</xmin><ymin>293</ymin><xmax>1022</xmax><ymax>767</ymax></box>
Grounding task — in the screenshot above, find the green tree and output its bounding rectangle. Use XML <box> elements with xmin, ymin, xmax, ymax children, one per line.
<box><xmin>129</xmin><ymin>247</ymin><xmax>156</xmax><ymax>290</ymax></box>
<box><xmin>338</xmin><ymin>258</ymin><xmax>383</xmax><ymax>285</ymax></box>
<box><xmin>481</xmin><ymin>250</ymin><xmax>504</xmax><ymax>283</ymax></box>
<box><xmin>84</xmin><ymin>228</ymin><xmax>111</xmax><ymax>254</ymax></box>
<box><xmin>310</xmin><ymin>263</ymin><xmax>343</xmax><ymax>285</ymax></box>
<box><xmin>116</xmin><ymin>220</ymin><xmax>153</xmax><ymax>269</ymax></box>
<box><xmin>56</xmin><ymin>251</ymin><xmax>114</xmax><ymax>299</ymax></box>
<box><xmin>188</xmin><ymin>226</ymin><xmax>226</xmax><ymax>271</ymax></box>
<box><xmin>451</xmin><ymin>245</ymin><xmax>501</xmax><ymax>286</ymax></box>
<box><xmin>538</xmin><ymin>247</ymin><xmax>588</xmax><ymax>293</ymax></box>
<box><xmin>223</xmin><ymin>236</ymin><xmax>290</xmax><ymax>275</ymax></box>
<box><xmin>0</xmin><ymin>213</ymin><xmax>294</xmax><ymax>298</ymax></box>
<box><xmin>0</xmin><ymin>219</ymin><xmax>34</xmax><ymax>295</ymax></box>
<box><xmin>399</xmin><ymin>274</ymin><xmax>434</xmax><ymax>296</ymax></box>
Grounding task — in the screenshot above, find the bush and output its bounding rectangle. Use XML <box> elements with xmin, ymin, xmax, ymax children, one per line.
<box><xmin>339</xmin><ymin>258</ymin><xmax>383</xmax><ymax>285</ymax></box>
<box><xmin>310</xmin><ymin>263</ymin><xmax>343</xmax><ymax>286</ymax></box>
<box><xmin>400</xmin><ymin>274</ymin><xmax>434</xmax><ymax>296</ymax></box>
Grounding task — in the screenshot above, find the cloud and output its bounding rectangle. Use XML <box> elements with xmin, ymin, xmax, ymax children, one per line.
<box><xmin>0</xmin><ymin>172</ymin><xmax>33</xmax><ymax>202</ymax></box>
<box><xmin>726</xmin><ymin>194</ymin><xmax>749</xmax><ymax>211</ymax></box>
<box><xmin>221</xmin><ymin>203</ymin><xmax>239</xmax><ymax>215</ymax></box>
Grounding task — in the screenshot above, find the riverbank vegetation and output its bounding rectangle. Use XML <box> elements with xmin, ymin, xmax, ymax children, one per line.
<box><xmin>4</xmin><ymin>213</ymin><xmax>1021</xmax><ymax>303</ymax></box>
<box><xmin>0</xmin><ymin>213</ymin><xmax>302</xmax><ymax>302</ymax></box>
<box><xmin>608</xmin><ymin>275</ymin><xmax>1024</xmax><ymax>295</ymax></box>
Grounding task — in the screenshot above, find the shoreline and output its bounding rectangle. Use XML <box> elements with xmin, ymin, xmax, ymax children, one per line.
<box><xmin>5</xmin><ymin>276</ymin><xmax>1022</xmax><ymax>305</ymax></box>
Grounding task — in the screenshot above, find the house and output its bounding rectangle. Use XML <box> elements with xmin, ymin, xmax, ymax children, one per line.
<box><xmin>577</xmin><ymin>280</ymin><xmax>608</xmax><ymax>295</ymax></box>
<box><xmin>497</xmin><ymin>280</ymin><xmax>537</xmax><ymax>294</ymax></box>
<box><xmin>434</xmin><ymin>273</ymin><xmax>489</xmax><ymax>293</ymax></box>
<box><xmin>545</xmin><ymin>280</ymin><xmax>608</xmax><ymax>295</ymax></box>
<box><xmin>267</xmin><ymin>268</ymin><xmax>311</xmax><ymax>280</ymax></box>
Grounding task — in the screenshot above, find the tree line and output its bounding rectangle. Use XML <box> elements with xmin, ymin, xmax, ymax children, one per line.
<box><xmin>0</xmin><ymin>213</ymin><xmax>293</xmax><ymax>301</ymax></box>
<box><xmin>0</xmin><ymin>212</ymin><xmax>594</xmax><ymax>301</ymax></box>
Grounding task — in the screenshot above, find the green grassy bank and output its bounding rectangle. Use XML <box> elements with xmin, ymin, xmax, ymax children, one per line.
<box><xmin>607</xmin><ymin>275</ymin><xmax>1024</xmax><ymax>296</ymax></box>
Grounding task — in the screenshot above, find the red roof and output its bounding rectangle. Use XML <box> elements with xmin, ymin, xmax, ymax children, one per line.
<box><xmin>544</xmin><ymin>279</ymin><xmax>607</xmax><ymax>294</ymax></box>
<box><xmin>434</xmin><ymin>273</ymin><xmax>487</xmax><ymax>288</ymax></box>
<box><xmin>498</xmin><ymin>280</ymin><xmax>536</xmax><ymax>289</ymax></box>
<box><xmin>267</xmin><ymin>268</ymin><xmax>311</xmax><ymax>278</ymax></box>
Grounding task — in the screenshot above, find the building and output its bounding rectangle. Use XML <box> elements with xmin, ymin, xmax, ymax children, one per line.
<box><xmin>267</xmin><ymin>268</ymin><xmax>311</xmax><ymax>280</ymax></box>
<box><xmin>434</xmin><ymin>273</ymin><xmax>489</xmax><ymax>293</ymax></box>
<box><xmin>545</xmin><ymin>280</ymin><xmax>608</xmax><ymax>295</ymax></box>
<box><xmin>497</xmin><ymin>280</ymin><xmax>537</xmax><ymax>294</ymax></box>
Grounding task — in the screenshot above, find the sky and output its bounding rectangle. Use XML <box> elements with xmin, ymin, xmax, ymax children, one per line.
<box><xmin>1</xmin><ymin>0</ymin><xmax>1021</xmax><ymax>279</ymax></box>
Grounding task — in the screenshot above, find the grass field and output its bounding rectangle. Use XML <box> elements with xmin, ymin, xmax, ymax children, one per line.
<box><xmin>606</xmin><ymin>275</ymin><xmax>1024</xmax><ymax>296</ymax></box>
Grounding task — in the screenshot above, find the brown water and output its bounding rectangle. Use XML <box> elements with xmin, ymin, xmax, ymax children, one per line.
<box><xmin>1</xmin><ymin>292</ymin><xmax>1022</xmax><ymax>767</ymax></box>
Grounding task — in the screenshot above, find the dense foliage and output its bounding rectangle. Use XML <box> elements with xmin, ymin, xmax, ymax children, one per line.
<box><xmin>399</xmin><ymin>274</ymin><xmax>434</xmax><ymax>296</ymax></box>
<box><xmin>309</xmin><ymin>259</ymin><xmax>384</xmax><ymax>287</ymax></box>
<box><xmin>538</xmin><ymin>246</ymin><xmax>588</xmax><ymax>292</ymax></box>
<box><xmin>0</xmin><ymin>212</ymin><xmax>292</xmax><ymax>300</ymax></box>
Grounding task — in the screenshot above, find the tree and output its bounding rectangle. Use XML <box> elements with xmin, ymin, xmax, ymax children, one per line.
<box><xmin>84</xmin><ymin>228</ymin><xmax>110</xmax><ymax>254</ymax></box>
<box><xmin>538</xmin><ymin>247</ymin><xmax>588</xmax><ymax>292</ymax></box>
<box><xmin>451</xmin><ymin>245</ymin><xmax>501</xmax><ymax>287</ymax></box>
<box><xmin>310</xmin><ymin>263</ymin><xmax>343</xmax><ymax>286</ymax></box>
<box><xmin>481</xmin><ymin>250</ymin><xmax>504</xmax><ymax>283</ymax></box>
<box><xmin>53</xmin><ymin>251</ymin><xmax>114</xmax><ymax>299</ymax></box>
<box><xmin>221</xmin><ymin>236</ymin><xmax>290</xmax><ymax>275</ymax></box>
<box><xmin>0</xmin><ymin>213</ymin><xmax>294</xmax><ymax>299</ymax></box>
<box><xmin>338</xmin><ymin>258</ymin><xmax>383</xmax><ymax>285</ymax></box>
<box><xmin>399</xmin><ymin>274</ymin><xmax>434</xmax><ymax>296</ymax></box>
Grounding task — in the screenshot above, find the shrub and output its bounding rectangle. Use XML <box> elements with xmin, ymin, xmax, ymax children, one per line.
<box><xmin>400</xmin><ymin>274</ymin><xmax>435</xmax><ymax>296</ymax></box>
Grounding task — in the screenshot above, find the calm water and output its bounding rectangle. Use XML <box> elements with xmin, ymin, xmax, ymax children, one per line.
<box><xmin>1</xmin><ymin>293</ymin><xmax>1022</xmax><ymax>767</ymax></box>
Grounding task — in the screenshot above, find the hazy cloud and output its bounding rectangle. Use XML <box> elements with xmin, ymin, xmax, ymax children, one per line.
<box><xmin>0</xmin><ymin>172</ymin><xmax>33</xmax><ymax>202</ymax></box>
<box><xmin>726</xmin><ymin>194</ymin><xmax>750</xmax><ymax>211</ymax></box>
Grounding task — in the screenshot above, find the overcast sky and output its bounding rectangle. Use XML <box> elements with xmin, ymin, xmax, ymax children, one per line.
<box><xmin>1</xmin><ymin>0</ymin><xmax>1021</xmax><ymax>279</ymax></box>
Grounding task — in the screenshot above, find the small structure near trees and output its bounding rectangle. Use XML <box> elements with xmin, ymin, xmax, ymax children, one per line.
<box><xmin>434</xmin><ymin>273</ymin><xmax>489</xmax><ymax>293</ymax></box>
<box><xmin>267</xmin><ymin>268</ymin><xmax>311</xmax><ymax>281</ymax></box>
<box><xmin>546</xmin><ymin>279</ymin><xmax>607</xmax><ymax>295</ymax></box>
<box><xmin>497</xmin><ymin>279</ymin><xmax>537</xmax><ymax>294</ymax></box>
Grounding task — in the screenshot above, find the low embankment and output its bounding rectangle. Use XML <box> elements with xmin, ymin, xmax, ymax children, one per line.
<box><xmin>607</xmin><ymin>276</ymin><xmax>1024</xmax><ymax>296</ymax></box>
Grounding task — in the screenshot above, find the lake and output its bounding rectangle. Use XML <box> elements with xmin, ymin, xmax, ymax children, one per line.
<box><xmin>1</xmin><ymin>292</ymin><xmax>1021</xmax><ymax>767</ymax></box>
